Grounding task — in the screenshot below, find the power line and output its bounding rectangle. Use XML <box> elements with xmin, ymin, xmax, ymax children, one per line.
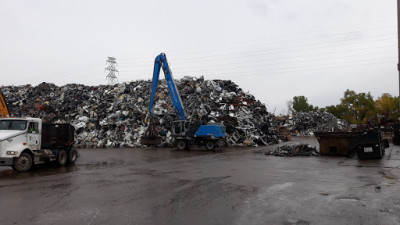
<box><xmin>21</xmin><ymin>20</ymin><xmax>398</xmax><ymax>85</ymax></box>
<box><xmin>117</xmin><ymin>34</ymin><xmax>396</xmax><ymax>67</ymax></box>
<box><xmin>205</xmin><ymin>60</ymin><xmax>396</xmax><ymax>79</ymax></box>
<box><xmin>119</xmin><ymin>48</ymin><xmax>395</xmax><ymax>74</ymax></box>
<box><xmin>115</xmin><ymin>19</ymin><xmax>396</xmax><ymax>58</ymax></box>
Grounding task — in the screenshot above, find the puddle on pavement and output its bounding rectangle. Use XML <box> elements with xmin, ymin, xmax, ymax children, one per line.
<box><xmin>0</xmin><ymin>164</ymin><xmax>79</xmax><ymax>180</ymax></box>
<box><xmin>378</xmin><ymin>170</ymin><xmax>398</xmax><ymax>180</ymax></box>
<box><xmin>285</xmin><ymin>219</ymin><xmax>311</xmax><ymax>225</ymax></box>
<box><xmin>336</xmin><ymin>197</ymin><xmax>359</xmax><ymax>202</ymax></box>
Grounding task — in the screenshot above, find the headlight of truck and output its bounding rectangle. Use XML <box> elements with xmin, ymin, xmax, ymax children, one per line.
<box><xmin>6</xmin><ymin>151</ymin><xmax>16</xmax><ymax>155</ymax></box>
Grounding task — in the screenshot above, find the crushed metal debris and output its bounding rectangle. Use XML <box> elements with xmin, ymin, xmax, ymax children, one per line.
<box><xmin>267</xmin><ymin>144</ymin><xmax>319</xmax><ymax>157</ymax></box>
<box><xmin>2</xmin><ymin>78</ymin><xmax>281</xmax><ymax>148</ymax></box>
<box><xmin>278</xmin><ymin>112</ymin><xmax>349</xmax><ymax>136</ymax></box>
<box><xmin>1</xmin><ymin>78</ymin><xmax>347</xmax><ymax>148</ymax></box>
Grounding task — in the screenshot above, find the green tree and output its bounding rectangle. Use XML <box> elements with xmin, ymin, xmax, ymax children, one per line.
<box><xmin>292</xmin><ymin>96</ymin><xmax>315</xmax><ymax>112</ymax></box>
<box><xmin>290</xmin><ymin>91</ymin><xmax>399</xmax><ymax>124</ymax></box>
<box><xmin>333</xmin><ymin>89</ymin><xmax>375</xmax><ymax>124</ymax></box>
<box><xmin>375</xmin><ymin>93</ymin><xmax>399</xmax><ymax>120</ymax></box>
<box><xmin>325</xmin><ymin>104</ymin><xmax>347</xmax><ymax>119</ymax></box>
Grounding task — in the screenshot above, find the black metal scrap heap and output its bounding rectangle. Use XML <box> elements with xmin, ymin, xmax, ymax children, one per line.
<box><xmin>1</xmin><ymin>77</ymin><xmax>283</xmax><ymax>148</ymax></box>
<box><xmin>267</xmin><ymin>144</ymin><xmax>319</xmax><ymax>157</ymax></box>
<box><xmin>277</xmin><ymin>112</ymin><xmax>349</xmax><ymax>136</ymax></box>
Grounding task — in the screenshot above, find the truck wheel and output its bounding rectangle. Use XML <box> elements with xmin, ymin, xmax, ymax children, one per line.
<box><xmin>12</xmin><ymin>152</ymin><xmax>33</xmax><ymax>172</ymax></box>
<box><xmin>57</xmin><ymin>150</ymin><xmax>67</xmax><ymax>166</ymax></box>
<box><xmin>177</xmin><ymin>140</ymin><xmax>187</xmax><ymax>150</ymax></box>
<box><xmin>67</xmin><ymin>149</ymin><xmax>78</xmax><ymax>164</ymax></box>
<box><xmin>378</xmin><ymin>145</ymin><xmax>384</xmax><ymax>159</ymax></box>
<box><xmin>205</xmin><ymin>141</ymin><xmax>215</xmax><ymax>151</ymax></box>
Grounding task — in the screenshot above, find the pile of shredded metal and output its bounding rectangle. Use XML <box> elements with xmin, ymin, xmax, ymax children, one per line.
<box><xmin>267</xmin><ymin>144</ymin><xmax>319</xmax><ymax>157</ymax></box>
<box><xmin>1</xmin><ymin>77</ymin><xmax>347</xmax><ymax>148</ymax></box>
<box><xmin>277</xmin><ymin>112</ymin><xmax>349</xmax><ymax>136</ymax></box>
<box><xmin>1</xmin><ymin>77</ymin><xmax>282</xmax><ymax>148</ymax></box>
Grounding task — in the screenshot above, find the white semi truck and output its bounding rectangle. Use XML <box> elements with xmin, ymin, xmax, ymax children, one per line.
<box><xmin>0</xmin><ymin>117</ymin><xmax>78</xmax><ymax>172</ymax></box>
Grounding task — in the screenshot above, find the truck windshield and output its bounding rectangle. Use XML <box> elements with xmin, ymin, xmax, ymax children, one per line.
<box><xmin>0</xmin><ymin>120</ymin><xmax>27</xmax><ymax>130</ymax></box>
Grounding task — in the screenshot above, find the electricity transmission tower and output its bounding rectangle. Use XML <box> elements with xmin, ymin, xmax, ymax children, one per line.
<box><xmin>105</xmin><ymin>57</ymin><xmax>119</xmax><ymax>84</ymax></box>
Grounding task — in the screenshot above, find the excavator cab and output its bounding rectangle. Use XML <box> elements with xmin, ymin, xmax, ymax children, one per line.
<box><xmin>172</xmin><ymin>120</ymin><xmax>192</xmax><ymax>136</ymax></box>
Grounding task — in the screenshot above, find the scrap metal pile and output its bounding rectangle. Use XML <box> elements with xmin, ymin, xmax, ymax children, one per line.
<box><xmin>284</xmin><ymin>112</ymin><xmax>349</xmax><ymax>135</ymax></box>
<box><xmin>1</xmin><ymin>77</ymin><xmax>282</xmax><ymax>148</ymax></box>
<box><xmin>267</xmin><ymin>144</ymin><xmax>319</xmax><ymax>157</ymax></box>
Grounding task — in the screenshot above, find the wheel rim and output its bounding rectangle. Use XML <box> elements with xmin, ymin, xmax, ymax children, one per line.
<box><xmin>17</xmin><ymin>156</ymin><xmax>30</xmax><ymax>169</ymax></box>
<box><xmin>60</xmin><ymin>153</ymin><xmax>66</xmax><ymax>162</ymax></box>
<box><xmin>58</xmin><ymin>151</ymin><xmax>67</xmax><ymax>165</ymax></box>
<box><xmin>206</xmin><ymin>142</ymin><xmax>214</xmax><ymax>149</ymax></box>
<box><xmin>178</xmin><ymin>141</ymin><xmax>186</xmax><ymax>149</ymax></box>
<box><xmin>71</xmin><ymin>152</ymin><xmax>77</xmax><ymax>161</ymax></box>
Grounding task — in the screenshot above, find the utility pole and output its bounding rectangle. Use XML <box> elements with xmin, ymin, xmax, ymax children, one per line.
<box><xmin>398</xmin><ymin>0</ymin><xmax>400</xmax><ymax>116</ymax></box>
<box><xmin>106</xmin><ymin>57</ymin><xmax>119</xmax><ymax>84</ymax></box>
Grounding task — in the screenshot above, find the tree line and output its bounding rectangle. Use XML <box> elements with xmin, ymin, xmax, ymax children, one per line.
<box><xmin>288</xmin><ymin>90</ymin><xmax>399</xmax><ymax>124</ymax></box>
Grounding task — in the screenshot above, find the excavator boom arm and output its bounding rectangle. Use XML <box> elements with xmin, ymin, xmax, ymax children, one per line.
<box><xmin>148</xmin><ymin>53</ymin><xmax>186</xmax><ymax>120</ymax></box>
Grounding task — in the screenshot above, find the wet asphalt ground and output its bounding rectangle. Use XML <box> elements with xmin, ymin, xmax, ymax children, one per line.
<box><xmin>1</xmin><ymin>136</ymin><xmax>400</xmax><ymax>225</ymax></box>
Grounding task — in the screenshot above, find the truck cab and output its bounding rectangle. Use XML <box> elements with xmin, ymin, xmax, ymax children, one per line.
<box><xmin>0</xmin><ymin>117</ymin><xmax>77</xmax><ymax>172</ymax></box>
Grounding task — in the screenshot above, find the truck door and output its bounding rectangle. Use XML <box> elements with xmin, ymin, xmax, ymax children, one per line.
<box><xmin>27</xmin><ymin>121</ymin><xmax>40</xmax><ymax>150</ymax></box>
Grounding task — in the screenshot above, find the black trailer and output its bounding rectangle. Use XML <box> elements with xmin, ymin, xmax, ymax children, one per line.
<box><xmin>393</xmin><ymin>123</ymin><xmax>400</xmax><ymax>145</ymax></box>
<box><xmin>315</xmin><ymin>130</ymin><xmax>388</xmax><ymax>159</ymax></box>
<box><xmin>41</xmin><ymin>123</ymin><xmax>78</xmax><ymax>165</ymax></box>
<box><xmin>355</xmin><ymin>130</ymin><xmax>387</xmax><ymax>159</ymax></box>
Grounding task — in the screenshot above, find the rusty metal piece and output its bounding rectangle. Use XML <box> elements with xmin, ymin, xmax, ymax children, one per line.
<box><xmin>0</xmin><ymin>91</ymin><xmax>9</xmax><ymax>117</ymax></box>
<box><xmin>277</xmin><ymin>126</ymin><xmax>291</xmax><ymax>141</ymax></box>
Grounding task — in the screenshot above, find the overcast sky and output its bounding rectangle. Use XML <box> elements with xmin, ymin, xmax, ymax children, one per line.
<box><xmin>0</xmin><ymin>0</ymin><xmax>397</xmax><ymax>114</ymax></box>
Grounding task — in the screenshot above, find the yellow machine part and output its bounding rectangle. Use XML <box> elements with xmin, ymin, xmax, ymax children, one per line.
<box><xmin>0</xmin><ymin>91</ymin><xmax>9</xmax><ymax>117</ymax></box>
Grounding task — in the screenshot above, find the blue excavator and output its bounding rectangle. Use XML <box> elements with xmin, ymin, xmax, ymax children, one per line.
<box><xmin>140</xmin><ymin>53</ymin><xmax>226</xmax><ymax>150</ymax></box>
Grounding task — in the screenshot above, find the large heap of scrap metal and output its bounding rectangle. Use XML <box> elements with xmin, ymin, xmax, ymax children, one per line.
<box><xmin>267</xmin><ymin>144</ymin><xmax>319</xmax><ymax>157</ymax></box>
<box><xmin>359</xmin><ymin>115</ymin><xmax>394</xmax><ymax>132</ymax></box>
<box><xmin>1</xmin><ymin>77</ymin><xmax>282</xmax><ymax>148</ymax></box>
<box><xmin>286</xmin><ymin>112</ymin><xmax>348</xmax><ymax>135</ymax></box>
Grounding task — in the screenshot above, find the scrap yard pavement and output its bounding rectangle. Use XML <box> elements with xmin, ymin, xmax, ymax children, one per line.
<box><xmin>1</xmin><ymin>137</ymin><xmax>400</xmax><ymax>225</ymax></box>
